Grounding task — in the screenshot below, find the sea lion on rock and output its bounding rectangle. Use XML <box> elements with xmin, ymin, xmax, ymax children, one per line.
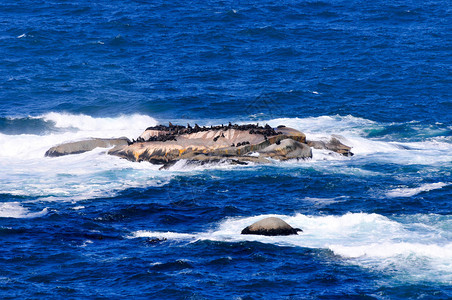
<box><xmin>108</xmin><ymin>126</ymin><xmax>311</xmax><ymax>164</ymax></box>
<box><xmin>241</xmin><ymin>217</ymin><xmax>302</xmax><ymax>236</ymax></box>
<box><xmin>45</xmin><ymin>123</ymin><xmax>353</xmax><ymax>166</ymax></box>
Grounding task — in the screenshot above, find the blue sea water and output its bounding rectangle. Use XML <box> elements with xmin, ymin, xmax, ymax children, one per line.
<box><xmin>0</xmin><ymin>0</ymin><xmax>451</xmax><ymax>298</ymax></box>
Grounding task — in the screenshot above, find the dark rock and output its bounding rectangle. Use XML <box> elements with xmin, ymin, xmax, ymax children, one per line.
<box><xmin>307</xmin><ymin>136</ymin><xmax>353</xmax><ymax>156</ymax></box>
<box><xmin>258</xmin><ymin>139</ymin><xmax>312</xmax><ymax>160</ymax></box>
<box><xmin>327</xmin><ymin>136</ymin><xmax>354</xmax><ymax>156</ymax></box>
<box><xmin>241</xmin><ymin>217</ymin><xmax>302</xmax><ymax>236</ymax></box>
<box><xmin>145</xmin><ymin>237</ymin><xmax>167</xmax><ymax>244</ymax></box>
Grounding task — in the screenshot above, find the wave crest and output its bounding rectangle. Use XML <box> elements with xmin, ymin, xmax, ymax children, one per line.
<box><xmin>0</xmin><ymin>202</ymin><xmax>48</xmax><ymax>219</ymax></box>
<box><xmin>386</xmin><ymin>182</ymin><xmax>449</xmax><ymax>198</ymax></box>
<box><xmin>130</xmin><ymin>212</ymin><xmax>452</xmax><ymax>283</ymax></box>
<box><xmin>41</xmin><ymin>112</ymin><xmax>157</xmax><ymax>132</ymax></box>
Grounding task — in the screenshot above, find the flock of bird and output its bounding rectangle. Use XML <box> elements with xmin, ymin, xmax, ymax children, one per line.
<box><xmin>128</xmin><ymin>123</ymin><xmax>283</xmax><ymax>146</ymax></box>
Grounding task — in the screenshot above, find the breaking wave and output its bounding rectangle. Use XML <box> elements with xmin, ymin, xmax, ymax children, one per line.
<box><xmin>131</xmin><ymin>212</ymin><xmax>452</xmax><ymax>283</ymax></box>
<box><xmin>0</xmin><ymin>202</ymin><xmax>48</xmax><ymax>218</ymax></box>
<box><xmin>386</xmin><ymin>182</ymin><xmax>450</xmax><ymax>198</ymax></box>
<box><xmin>0</xmin><ymin>113</ymin><xmax>450</xmax><ymax>200</ymax></box>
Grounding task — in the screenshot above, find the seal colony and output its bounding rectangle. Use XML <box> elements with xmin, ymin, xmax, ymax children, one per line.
<box><xmin>45</xmin><ymin>122</ymin><xmax>353</xmax><ymax>168</ymax></box>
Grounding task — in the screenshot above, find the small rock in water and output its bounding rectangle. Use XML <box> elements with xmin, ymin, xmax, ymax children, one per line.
<box><xmin>241</xmin><ymin>217</ymin><xmax>302</xmax><ymax>236</ymax></box>
<box><xmin>145</xmin><ymin>237</ymin><xmax>167</xmax><ymax>244</ymax></box>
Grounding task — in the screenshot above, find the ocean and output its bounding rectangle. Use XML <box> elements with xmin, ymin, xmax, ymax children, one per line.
<box><xmin>0</xmin><ymin>0</ymin><xmax>451</xmax><ymax>298</ymax></box>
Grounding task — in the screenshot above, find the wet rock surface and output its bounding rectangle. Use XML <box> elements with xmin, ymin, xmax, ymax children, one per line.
<box><xmin>45</xmin><ymin>138</ymin><xmax>130</xmax><ymax>157</ymax></box>
<box><xmin>45</xmin><ymin>123</ymin><xmax>353</xmax><ymax>166</ymax></box>
<box><xmin>108</xmin><ymin>123</ymin><xmax>312</xmax><ymax>167</ymax></box>
<box><xmin>241</xmin><ymin>217</ymin><xmax>302</xmax><ymax>236</ymax></box>
<box><xmin>307</xmin><ymin>136</ymin><xmax>353</xmax><ymax>157</ymax></box>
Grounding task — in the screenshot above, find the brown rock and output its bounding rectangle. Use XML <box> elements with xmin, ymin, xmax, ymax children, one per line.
<box><xmin>108</xmin><ymin>126</ymin><xmax>311</xmax><ymax>165</ymax></box>
<box><xmin>44</xmin><ymin>123</ymin><xmax>353</xmax><ymax>166</ymax></box>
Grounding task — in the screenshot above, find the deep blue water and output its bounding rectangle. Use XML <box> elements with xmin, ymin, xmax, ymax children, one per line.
<box><xmin>0</xmin><ymin>0</ymin><xmax>451</xmax><ymax>299</ymax></box>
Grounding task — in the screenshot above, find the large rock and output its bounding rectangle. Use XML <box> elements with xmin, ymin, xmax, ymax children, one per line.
<box><xmin>258</xmin><ymin>138</ymin><xmax>312</xmax><ymax>160</ymax></box>
<box><xmin>241</xmin><ymin>217</ymin><xmax>302</xmax><ymax>236</ymax></box>
<box><xmin>45</xmin><ymin>137</ymin><xmax>130</xmax><ymax>157</ymax></box>
<box><xmin>44</xmin><ymin>123</ymin><xmax>353</xmax><ymax>166</ymax></box>
<box><xmin>307</xmin><ymin>136</ymin><xmax>353</xmax><ymax>156</ymax></box>
<box><xmin>108</xmin><ymin>124</ymin><xmax>312</xmax><ymax>166</ymax></box>
<box><xmin>273</xmin><ymin>125</ymin><xmax>306</xmax><ymax>143</ymax></box>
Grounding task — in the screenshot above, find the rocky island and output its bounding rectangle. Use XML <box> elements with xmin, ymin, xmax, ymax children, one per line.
<box><xmin>45</xmin><ymin>123</ymin><xmax>353</xmax><ymax>168</ymax></box>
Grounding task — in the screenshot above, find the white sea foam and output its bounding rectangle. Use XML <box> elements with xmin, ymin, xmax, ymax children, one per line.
<box><xmin>167</xmin><ymin>158</ymin><xmax>256</xmax><ymax>172</ymax></box>
<box><xmin>0</xmin><ymin>202</ymin><xmax>48</xmax><ymax>218</ymax></box>
<box><xmin>303</xmin><ymin>196</ymin><xmax>348</xmax><ymax>207</ymax></box>
<box><xmin>41</xmin><ymin>112</ymin><xmax>156</xmax><ymax>133</ymax></box>
<box><xmin>1</xmin><ymin>113</ymin><xmax>157</xmax><ymax>158</ymax></box>
<box><xmin>80</xmin><ymin>240</ymin><xmax>93</xmax><ymax>248</ymax></box>
<box><xmin>386</xmin><ymin>182</ymin><xmax>449</xmax><ymax>198</ymax></box>
<box><xmin>0</xmin><ymin>113</ymin><xmax>169</xmax><ymax>201</ymax></box>
<box><xmin>132</xmin><ymin>231</ymin><xmax>196</xmax><ymax>240</ymax></box>
<box><xmin>266</xmin><ymin>115</ymin><xmax>377</xmax><ymax>136</ymax></box>
<box><xmin>1</xmin><ymin>113</ymin><xmax>450</xmax><ymax>200</ymax></box>
<box><xmin>265</xmin><ymin>115</ymin><xmax>452</xmax><ymax>165</ymax></box>
<box><xmin>330</xmin><ymin>242</ymin><xmax>452</xmax><ymax>259</ymax></box>
<box><xmin>131</xmin><ymin>212</ymin><xmax>452</xmax><ymax>283</ymax></box>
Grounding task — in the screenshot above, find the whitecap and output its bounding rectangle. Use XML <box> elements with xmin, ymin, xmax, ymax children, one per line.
<box><xmin>0</xmin><ymin>202</ymin><xmax>48</xmax><ymax>218</ymax></box>
<box><xmin>79</xmin><ymin>240</ymin><xmax>93</xmax><ymax>248</ymax></box>
<box><xmin>71</xmin><ymin>206</ymin><xmax>85</xmax><ymax>210</ymax></box>
<box><xmin>1</xmin><ymin>113</ymin><xmax>450</xmax><ymax>200</ymax></box>
<box><xmin>0</xmin><ymin>112</ymin><xmax>170</xmax><ymax>201</ymax></box>
<box><xmin>261</xmin><ymin>115</ymin><xmax>452</xmax><ymax>166</ymax></box>
<box><xmin>303</xmin><ymin>196</ymin><xmax>348</xmax><ymax>206</ymax></box>
<box><xmin>131</xmin><ymin>230</ymin><xmax>197</xmax><ymax>240</ymax></box>
<box><xmin>130</xmin><ymin>212</ymin><xmax>452</xmax><ymax>283</ymax></box>
<box><xmin>329</xmin><ymin>242</ymin><xmax>452</xmax><ymax>259</ymax></box>
<box><xmin>40</xmin><ymin>112</ymin><xmax>157</xmax><ymax>133</ymax></box>
<box><xmin>386</xmin><ymin>182</ymin><xmax>449</xmax><ymax>198</ymax></box>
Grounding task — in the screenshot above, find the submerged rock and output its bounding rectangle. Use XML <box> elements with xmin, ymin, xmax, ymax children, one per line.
<box><xmin>241</xmin><ymin>217</ymin><xmax>302</xmax><ymax>236</ymax></box>
<box><xmin>45</xmin><ymin>137</ymin><xmax>130</xmax><ymax>157</ymax></box>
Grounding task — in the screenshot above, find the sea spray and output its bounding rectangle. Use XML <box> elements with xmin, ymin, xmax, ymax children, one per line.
<box><xmin>131</xmin><ymin>212</ymin><xmax>452</xmax><ymax>283</ymax></box>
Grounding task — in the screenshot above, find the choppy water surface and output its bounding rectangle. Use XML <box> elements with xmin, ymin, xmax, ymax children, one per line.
<box><xmin>0</xmin><ymin>0</ymin><xmax>451</xmax><ymax>298</ymax></box>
